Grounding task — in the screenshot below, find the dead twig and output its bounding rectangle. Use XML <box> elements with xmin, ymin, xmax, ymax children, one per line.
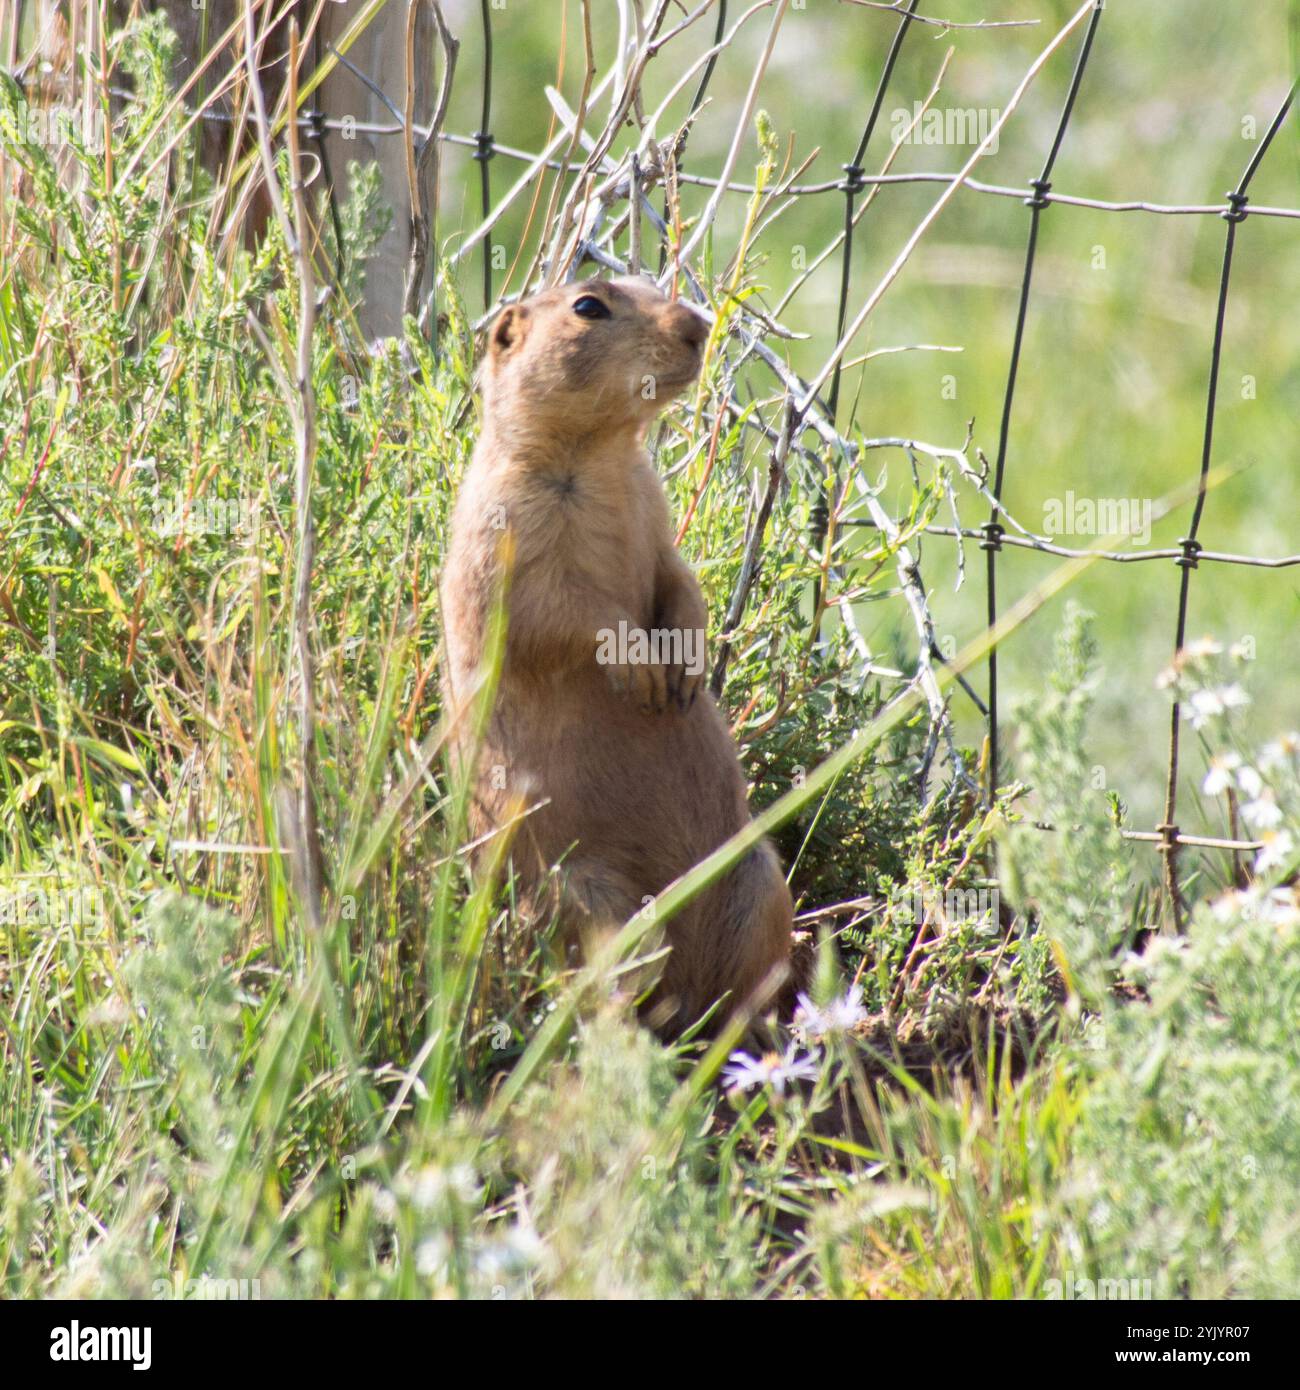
<box><xmin>403</xmin><ymin>0</ymin><xmax>459</xmax><ymax>329</ymax></box>
<box><xmin>244</xmin><ymin>3</ymin><xmax>325</xmax><ymax>929</ymax></box>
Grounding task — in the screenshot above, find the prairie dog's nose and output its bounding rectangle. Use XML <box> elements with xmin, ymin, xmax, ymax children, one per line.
<box><xmin>666</xmin><ymin>302</ymin><xmax>708</xmax><ymax>350</ymax></box>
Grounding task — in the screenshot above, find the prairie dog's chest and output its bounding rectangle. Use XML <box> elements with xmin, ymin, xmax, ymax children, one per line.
<box><xmin>513</xmin><ymin>460</ymin><xmax>658</xmax><ymax>580</ymax></box>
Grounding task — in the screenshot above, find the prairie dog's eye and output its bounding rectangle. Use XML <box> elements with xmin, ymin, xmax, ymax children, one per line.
<box><xmin>572</xmin><ymin>294</ymin><xmax>612</xmax><ymax>321</ymax></box>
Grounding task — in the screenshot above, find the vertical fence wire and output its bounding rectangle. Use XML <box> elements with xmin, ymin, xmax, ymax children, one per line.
<box><xmin>810</xmin><ymin>0</ymin><xmax>919</xmax><ymax>624</ymax></box>
<box><xmin>1158</xmin><ymin>80</ymin><xmax>1297</xmax><ymax>927</ymax></box>
<box><xmin>475</xmin><ymin>0</ymin><xmax>495</xmax><ymax>310</ymax></box>
<box><xmin>826</xmin><ymin>0</ymin><xmax>920</xmax><ymax>425</ymax></box>
<box><xmin>982</xmin><ymin>0</ymin><xmax>1104</xmax><ymax>807</ymax></box>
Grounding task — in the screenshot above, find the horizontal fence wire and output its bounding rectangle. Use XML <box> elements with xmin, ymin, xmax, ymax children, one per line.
<box><xmin>841</xmin><ymin>521</ymin><xmax>1300</xmax><ymax>569</ymax></box>
<box><xmin>84</xmin><ymin>98</ymin><xmax>1300</xmax><ymax>223</ymax></box>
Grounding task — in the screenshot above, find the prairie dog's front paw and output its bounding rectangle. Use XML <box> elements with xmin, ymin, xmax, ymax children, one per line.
<box><xmin>667</xmin><ymin>660</ymin><xmax>704</xmax><ymax>712</ymax></box>
<box><xmin>599</xmin><ymin>611</ymin><xmax>706</xmax><ymax>714</ymax></box>
<box><xmin>606</xmin><ymin>659</ymin><xmax>671</xmax><ymax>714</ymax></box>
<box><xmin>655</xmin><ymin>610</ymin><xmax>707</xmax><ymax>712</ymax></box>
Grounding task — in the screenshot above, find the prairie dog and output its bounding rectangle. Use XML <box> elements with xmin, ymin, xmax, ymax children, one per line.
<box><xmin>442</xmin><ymin>275</ymin><xmax>792</xmax><ymax>1031</ymax></box>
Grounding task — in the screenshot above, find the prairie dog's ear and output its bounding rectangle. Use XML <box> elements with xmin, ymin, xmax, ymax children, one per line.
<box><xmin>490</xmin><ymin>304</ymin><xmax>529</xmax><ymax>357</ymax></box>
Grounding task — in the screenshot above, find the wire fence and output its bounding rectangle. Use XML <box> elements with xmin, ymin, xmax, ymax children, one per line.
<box><xmin>14</xmin><ymin>0</ymin><xmax>1297</xmax><ymax>926</ymax></box>
<box><xmin>454</xmin><ymin>0</ymin><xmax>1296</xmax><ymax>930</ymax></box>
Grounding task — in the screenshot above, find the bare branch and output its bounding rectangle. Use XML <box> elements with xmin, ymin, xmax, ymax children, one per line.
<box><xmin>840</xmin><ymin>0</ymin><xmax>1039</xmax><ymax>30</ymax></box>
<box><xmin>244</xmin><ymin>2</ymin><xmax>325</xmax><ymax>928</ymax></box>
<box><xmin>403</xmin><ymin>0</ymin><xmax>459</xmax><ymax>328</ymax></box>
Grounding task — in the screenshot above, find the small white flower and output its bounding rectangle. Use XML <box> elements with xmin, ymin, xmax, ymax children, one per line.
<box><xmin>1211</xmin><ymin>889</ymin><xmax>1252</xmax><ymax>923</ymax></box>
<box><xmin>1226</xmin><ymin>887</ymin><xmax>1299</xmax><ymax>926</ymax></box>
<box><xmin>410</xmin><ymin>1169</ymin><xmax>442</xmax><ymax>1211</ymax></box>
<box><xmin>722</xmin><ymin>1044</ymin><xmax>820</xmax><ymax>1098</ymax></box>
<box><xmin>1260</xmin><ymin>888</ymin><xmax>1300</xmax><ymax>928</ymax></box>
<box><xmin>1255</xmin><ymin>830</ymin><xmax>1295</xmax><ymax>875</ymax></box>
<box><xmin>409</xmin><ymin>1162</ymin><xmax>481</xmax><ymax>1212</ymax></box>
<box><xmin>1142</xmin><ymin>934</ymin><xmax>1189</xmax><ymax>965</ymax></box>
<box><xmin>447</xmin><ymin>1163</ymin><xmax>481</xmax><ymax>1204</ymax></box>
<box><xmin>1155</xmin><ymin>665</ymin><xmax>1179</xmax><ymax>691</ymax></box>
<box><xmin>1236</xmin><ymin>765</ymin><xmax>1264</xmax><ymax>799</ymax></box>
<box><xmin>372</xmin><ymin>1187</ymin><xmax>398</xmax><ymax>1223</ymax></box>
<box><xmin>475</xmin><ymin>1225</ymin><xmax>544</xmax><ymax>1281</ymax></box>
<box><xmin>88</xmin><ymin>996</ymin><xmax>130</xmax><ymax>1027</ymax></box>
<box><xmin>1185</xmin><ymin>690</ymin><xmax>1221</xmax><ymax>727</ymax></box>
<box><xmin>792</xmin><ymin>985</ymin><xmax>868</xmax><ymax>1041</ymax></box>
<box><xmin>1201</xmin><ymin>751</ymin><xmax>1241</xmax><ymax>796</ymax></box>
<box><xmin>1261</xmin><ymin>732</ymin><xmax>1300</xmax><ymax>770</ymax></box>
<box><xmin>415</xmin><ymin>1235</ymin><xmax>449</xmax><ymax>1278</ymax></box>
<box><xmin>1241</xmin><ymin>792</ymin><xmax>1283</xmax><ymax>829</ymax></box>
<box><xmin>1182</xmin><ymin>636</ymin><xmax>1223</xmax><ymax>660</ymax></box>
<box><xmin>1184</xmin><ymin>685</ymin><xmax>1250</xmax><ymax>728</ymax></box>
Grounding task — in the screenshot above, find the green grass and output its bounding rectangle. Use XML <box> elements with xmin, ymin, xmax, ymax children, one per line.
<box><xmin>1</xmin><ymin>4</ymin><xmax>1298</xmax><ymax>1301</ymax></box>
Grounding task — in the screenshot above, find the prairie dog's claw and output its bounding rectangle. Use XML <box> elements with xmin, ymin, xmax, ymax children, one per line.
<box><xmin>607</xmin><ymin>661</ymin><xmax>671</xmax><ymax>714</ymax></box>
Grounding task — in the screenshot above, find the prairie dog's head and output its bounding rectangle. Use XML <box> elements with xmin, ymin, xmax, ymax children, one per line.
<box><xmin>481</xmin><ymin>276</ymin><xmax>708</xmax><ymax>436</ymax></box>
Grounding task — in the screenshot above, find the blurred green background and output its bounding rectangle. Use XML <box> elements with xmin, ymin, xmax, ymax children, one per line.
<box><xmin>422</xmin><ymin>0</ymin><xmax>1295</xmax><ymax>845</ymax></box>
<box><xmin>429</xmin><ymin>0</ymin><xmax>1299</xmax><ymax>843</ymax></box>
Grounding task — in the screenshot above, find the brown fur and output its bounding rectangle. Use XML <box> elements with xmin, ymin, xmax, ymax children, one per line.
<box><xmin>442</xmin><ymin>275</ymin><xmax>792</xmax><ymax>1032</ymax></box>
